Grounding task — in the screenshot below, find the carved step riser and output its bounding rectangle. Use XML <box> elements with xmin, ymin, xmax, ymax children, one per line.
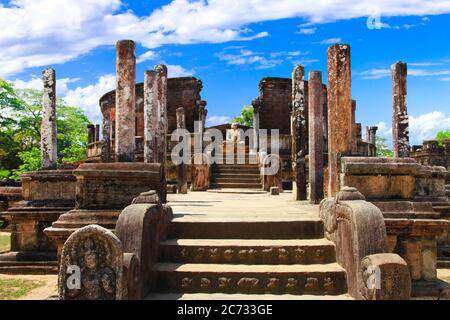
<box><xmin>210</xmin><ymin>184</ymin><xmax>262</xmax><ymax>189</ymax></box>
<box><xmin>154</xmin><ymin>272</ymin><xmax>347</xmax><ymax>295</ymax></box>
<box><xmin>168</xmin><ymin>221</ymin><xmax>325</xmax><ymax>239</ymax></box>
<box><xmin>213</xmin><ymin>178</ymin><xmax>261</xmax><ymax>183</ymax></box>
<box><xmin>160</xmin><ymin>245</ymin><xmax>336</xmax><ymax>265</ymax></box>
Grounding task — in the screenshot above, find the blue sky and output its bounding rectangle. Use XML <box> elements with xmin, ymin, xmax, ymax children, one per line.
<box><xmin>2</xmin><ymin>0</ymin><xmax>450</xmax><ymax>146</ymax></box>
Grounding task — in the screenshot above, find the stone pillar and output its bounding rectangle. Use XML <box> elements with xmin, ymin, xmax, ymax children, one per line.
<box><xmin>369</xmin><ymin>126</ymin><xmax>378</xmax><ymax>157</ymax></box>
<box><xmin>176</xmin><ymin>107</ymin><xmax>188</xmax><ymax>194</ymax></box>
<box><xmin>144</xmin><ymin>70</ymin><xmax>157</xmax><ymax>163</ymax></box>
<box><xmin>327</xmin><ymin>44</ymin><xmax>352</xmax><ymax>197</ymax></box>
<box><xmin>196</xmin><ymin>100</ymin><xmax>208</xmax><ymax>135</ymax></box>
<box><xmin>155</xmin><ymin>65</ymin><xmax>168</xmax><ymax>165</ymax></box>
<box><xmin>41</xmin><ymin>68</ymin><xmax>58</xmax><ymax>170</ymax></box>
<box><xmin>115</xmin><ymin>40</ymin><xmax>136</xmax><ymax>162</ymax></box>
<box><xmin>94</xmin><ymin>124</ymin><xmax>100</xmax><ymax>142</ymax></box>
<box><xmin>291</xmin><ymin>65</ymin><xmax>308</xmax><ymax>200</ymax></box>
<box><xmin>87</xmin><ymin>124</ymin><xmax>95</xmax><ymax>144</ymax></box>
<box><xmin>322</xmin><ymin>84</ymin><xmax>328</xmax><ymax>153</ymax></box>
<box><xmin>251</xmin><ymin>98</ymin><xmax>262</xmax><ymax>153</ymax></box>
<box><xmin>392</xmin><ymin>61</ymin><xmax>410</xmax><ymax>158</ymax></box>
<box><xmin>355</xmin><ymin>123</ymin><xmax>362</xmax><ymax>154</ymax></box>
<box><xmin>101</xmin><ymin>105</ymin><xmax>112</xmax><ymax>162</ymax></box>
<box><xmin>351</xmin><ymin>100</ymin><xmax>358</xmax><ymax>154</ymax></box>
<box><xmin>308</xmin><ymin>71</ymin><xmax>324</xmax><ymax>204</ymax></box>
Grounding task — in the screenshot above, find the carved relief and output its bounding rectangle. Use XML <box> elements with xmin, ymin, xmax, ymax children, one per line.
<box><xmin>305</xmin><ymin>277</ymin><xmax>319</xmax><ymax>291</ymax></box>
<box><xmin>266</xmin><ymin>278</ymin><xmax>280</xmax><ymax>291</ymax></box>
<box><xmin>224</xmin><ymin>249</ymin><xmax>235</xmax><ymax>262</ymax></box>
<box><xmin>286</xmin><ymin>278</ymin><xmax>299</xmax><ymax>291</ymax></box>
<box><xmin>209</xmin><ymin>248</ymin><xmax>220</xmax><ymax>262</ymax></box>
<box><xmin>59</xmin><ymin>225</ymin><xmax>123</xmax><ymax>300</ymax></box>
<box><xmin>181</xmin><ymin>277</ymin><xmax>193</xmax><ymax>289</ymax></box>
<box><xmin>237</xmin><ymin>278</ymin><xmax>260</xmax><ymax>291</ymax></box>
<box><xmin>191</xmin><ymin>154</ymin><xmax>210</xmax><ymax>191</ymax></box>
<box><xmin>200</xmin><ymin>278</ymin><xmax>211</xmax><ymax>289</ymax></box>
<box><xmin>278</xmin><ymin>248</ymin><xmax>290</xmax><ymax>263</ymax></box>
<box><xmin>293</xmin><ymin>248</ymin><xmax>306</xmax><ymax>263</ymax></box>
<box><xmin>323</xmin><ymin>277</ymin><xmax>334</xmax><ymax>292</ymax></box>
<box><xmin>218</xmin><ymin>277</ymin><xmax>232</xmax><ymax>289</ymax></box>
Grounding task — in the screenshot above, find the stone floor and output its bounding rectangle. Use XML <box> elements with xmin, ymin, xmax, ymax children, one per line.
<box><xmin>167</xmin><ymin>190</ymin><xmax>319</xmax><ymax>220</ymax></box>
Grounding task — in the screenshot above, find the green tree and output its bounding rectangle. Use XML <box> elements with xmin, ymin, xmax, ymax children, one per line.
<box><xmin>0</xmin><ymin>82</ymin><xmax>90</xmax><ymax>180</ymax></box>
<box><xmin>231</xmin><ymin>105</ymin><xmax>254</xmax><ymax>127</ymax></box>
<box><xmin>376</xmin><ymin>136</ymin><xmax>394</xmax><ymax>158</ymax></box>
<box><xmin>436</xmin><ymin>129</ymin><xmax>450</xmax><ymax>146</ymax></box>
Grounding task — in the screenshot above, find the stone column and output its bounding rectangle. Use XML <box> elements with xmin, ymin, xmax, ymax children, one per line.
<box><xmin>144</xmin><ymin>70</ymin><xmax>157</xmax><ymax>163</ymax></box>
<box><xmin>196</xmin><ymin>100</ymin><xmax>208</xmax><ymax>134</ymax></box>
<box><xmin>308</xmin><ymin>71</ymin><xmax>324</xmax><ymax>204</ymax></box>
<box><xmin>155</xmin><ymin>65</ymin><xmax>168</xmax><ymax>165</ymax></box>
<box><xmin>291</xmin><ymin>65</ymin><xmax>308</xmax><ymax>200</ymax></box>
<box><xmin>327</xmin><ymin>44</ymin><xmax>352</xmax><ymax>197</ymax></box>
<box><xmin>41</xmin><ymin>68</ymin><xmax>58</xmax><ymax>170</ymax></box>
<box><xmin>351</xmin><ymin>100</ymin><xmax>358</xmax><ymax>154</ymax></box>
<box><xmin>355</xmin><ymin>123</ymin><xmax>362</xmax><ymax>154</ymax></box>
<box><xmin>251</xmin><ymin>98</ymin><xmax>262</xmax><ymax>153</ymax></box>
<box><xmin>176</xmin><ymin>107</ymin><xmax>188</xmax><ymax>194</ymax></box>
<box><xmin>392</xmin><ymin>61</ymin><xmax>410</xmax><ymax>158</ymax></box>
<box><xmin>369</xmin><ymin>126</ymin><xmax>378</xmax><ymax>156</ymax></box>
<box><xmin>101</xmin><ymin>104</ymin><xmax>112</xmax><ymax>163</ymax></box>
<box><xmin>115</xmin><ymin>40</ymin><xmax>136</xmax><ymax>162</ymax></box>
<box><xmin>95</xmin><ymin>124</ymin><xmax>100</xmax><ymax>142</ymax></box>
<box><xmin>87</xmin><ymin>124</ymin><xmax>95</xmax><ymax>144</ymax></box>
<box><xmin>322</xmin><ymin>84</ymin><xmax>328</xmax><ymax>153</ymax></box>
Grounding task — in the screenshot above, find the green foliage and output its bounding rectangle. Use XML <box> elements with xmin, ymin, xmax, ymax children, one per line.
<box><xmin>0</xmin><ymin>278</ymin><xmax>44</xmax><ymax>300</ymax></box>
<box><xmin>0</xmin><ymin>81</ymin><xmax>90</xmax><ymax>180</ymax></box>
<box><xmin>376</xmin><ymin>136</ymin><xmax>394</xmax><ymax>158</ymax></box>
<box><xmin>231</xmin><ymin>105</ymin><xmax>254</xmax><ymax>127</ymax></box>
<box><xmin>436</xmin><ymin>130</ymin><xmax>450</xmax><ymax>146</ymax></box>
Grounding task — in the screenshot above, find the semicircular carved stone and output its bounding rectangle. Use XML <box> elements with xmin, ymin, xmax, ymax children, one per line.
<box><xmin>237</xmin><ymin>278</ymin><xmax>260</xmax><ymax>291</ymax></box>
<box><xmin>266</xmin><ymin>278</ymin><xmax>280</xmax><ymax>291</ymax></box>
<box><xmin>278</xmin><ymin>248</ymin><xmax>290</xmax><ymax>263</ymax></box>
<box><xmin>218</xmin><ymin>277</ymin><xmax>232</xmax><ymax>289</ymax></box>
<box><xmin>59</xmin><ymin>225</ymin><xmax>123</xmax><ymax>300</ymax></box>
<box><xmin>224</xmin><ymin>249</ymin><xmax>235</xmax><ymax>262</ymax></box>
<box><xmin>293</xmin><ymin>248</ymin><xmax>306</xmax><ymax>263</ymax></box>
<box><xmin>181</xmin><ymin>277</ymin><xmax>193</xmax><ymax>289</ymax></box>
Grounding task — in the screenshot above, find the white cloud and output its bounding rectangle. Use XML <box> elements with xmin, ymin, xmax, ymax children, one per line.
<box><xmin>317</xmin><ymin>38</ymin><xmax>342</xmax><ymax>45</ymax></box>
<box><xmin>376</xmin><ymin>111</ymin><xmax>450</xmax><ymax>147</ymax></box>
<box><xmin>360</xmin><ymin>66</ymin><xmax>450</xmax><ymax>79</ymax></box>
<box><xmin>3</xmin><ymin>0</ymin><xmax>450</xmax><ymax>77</ymax></box>
<box><xmin>206</xmin><ymin>115</ymin><xmax>231</xmax><ymax>127</ymax></box>
<box><xmin>63</xmin><ymin>74</ymin><xmax>116</xmax><ymax>124</ymax></box>
<box><xmin>167</xmin><ymin>65</ymin><xmax>195</xmax><ymax>77</ymax></box>
<box><xmin>298</xmin><ymin>28</ymin><xmax>317</xmax><ymax>34</ymax></box>
<box><xmin>136</xmin><ymin>51</ymin><xmax>157</xmax><ymax>64</ymax></box>
<box><xmin>11</xmin><ymin>76</ymin><xmax>79</xmax><ymax>95</ymax></box>
<box><xmin>216</xmin><ymin>48</ymin><xmax>283</xmax><ymax>70</ymax></box>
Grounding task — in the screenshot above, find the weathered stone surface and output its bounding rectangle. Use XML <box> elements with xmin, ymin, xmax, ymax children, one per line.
<box><xmin>100</xmin><ymin>100</ymin><xmax>112</xmax><ymax>162</ymax></box>
<box><xmin>351</xmin><ymin>100</ymin><xmax>357</xmax><ymax>154</ymax></box>
<box><xmin>73</xmin><ymin>163</ymin><xmax>164</xmax><ymax>210</ymax></box>
<box><xmin>87</xmin><ymin>124</ymin><xmax>95</xmax><ymax>144</ymax></box>
<box><xmin>327</xmin><ymin>44</ymin><xmax>352</xmax><ymax>196</ymax></box>
<box><xmin>143</xmin><ymin>70</ymin><xmax>157</xmax><ymax>163</ymax></box>
<box><xmin>308</xmin><ymin>71</ymin><xmax>324</xmax><ymax>204</ymax></box>
<box><xmin>191</xmin><ymin>154</ymin><xmax>210</xmax><ymax>191</ymax></box>
<box><xmin>392</xmin><ymin>62</ymin><xmax>410</xmax><ymax>158</ymax></box>
<box><xmin>115</xmin><ymin>40</ymin><xmax>136</xmax><ymax>162</ymax></box>
<box><xmin>262</xmin><ymin>154</ymin><xmax>283</xmax><ymax>192</ymax></box>
<box><xmin>116</xmin><ymin>201</ymin><xmax>173</xmax><ymax>298</ymax></box>
<box><xmin>291</xmin><ymin>65</ymin><xmax>308</xmax><ymax>200</ymax></box>
<box><xmin>360</xmin><ymin>253</ymin><xmax>411</xmax><ymax>300</ymax></box>
<box><xmin>176</xmin><ymin>107</ymin><xmax>188</xmax><ymax>194</ymax></box>
<box><xmin>59</xmin><ymin>225</ymin><xmax>123</xmax><ymax>300</ymax></box>
<box><xmin>270</xmin><ymin>187</ymin><xmax>280</xmax><ymax>196</ymax></box>
<box><xmin>414</xmin><ymin>165</ymin><xmax>447</xmax><ymax>203</ymax></box>
<box><xmin>319</xmin><ymin>187</ymin><xmax>389</xmax><ymax>299</ymax></box>
<box><xmin>41</xmin><ymin>68</ymin><xmax>58</xmax><ymax>170</ymax></box>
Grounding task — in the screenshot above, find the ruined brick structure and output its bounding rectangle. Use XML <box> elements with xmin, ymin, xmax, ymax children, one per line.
<box><xmin>411</xmin><ymin>139</ymin><xmax>450</xmax><ymax>170</ymax></box>
<box><xmin>96</xmin><ymin>77</ymin><xmax>204</xmax><ymax>161</ymax></box>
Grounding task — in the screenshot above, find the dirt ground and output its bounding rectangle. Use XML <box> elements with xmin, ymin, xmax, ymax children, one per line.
<box><xmin>0</xmin><ymin>274</ymin><xmax>57</xmax><ymax>300</ymax></box>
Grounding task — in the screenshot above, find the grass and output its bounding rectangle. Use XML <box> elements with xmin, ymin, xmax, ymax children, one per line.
<box><xmin>0</xmin><ymin>279</ymin><xmax>45</xmax><ymax>300</ymax></box>
<box><xmin>0</xmin><ymin>233</ymin><xmax>10</xmax><ymax>252</ymax></box>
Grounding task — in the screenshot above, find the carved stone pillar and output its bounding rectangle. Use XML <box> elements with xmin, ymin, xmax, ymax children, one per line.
<box><xmin>251</xmin><ymin>98</ymin><xmax>262</xmax><ymax>154</ymax></box>
<box><xmin>308</xmin><ymin>71</ymin><xmax>324</xmax><ymax>204</ymax></box>
<box><xmin>176</xmin><ymin>107</ymin><xmax>188</xmax><ymax>194</ymax></box>
<box><xmin>291</xmin><ymin>65</ymin><xmax>308</xmax><ymax>200</ymax></box>
<box><xmin>115</xmin><ymin>40</ymin><xmax>136</xmax><ymax>162</ymax></box>
<box><xmin>392</xmin><ymin>62</ymin><xmax>410</xmax><ymax>158</ymax></box>
<box><xmin>327</xmin><ymin>44</ymin><xmax>352</xmax><ymax>197</ymax></box>
<box><xmin>41</xmin><ymin>68</ymin><xmax>58</xmax><ymax>170</ymax></box>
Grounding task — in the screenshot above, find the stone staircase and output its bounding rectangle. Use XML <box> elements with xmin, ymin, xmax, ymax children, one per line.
<box><xmin>210</xmin><ymin>151</ymin><xmax>262</xmax><ymax>189</ymax></box>
<box><xmin>146</xmin><ymin>217</ymin><xmax>349</xmax><ymax>299</ymax></box>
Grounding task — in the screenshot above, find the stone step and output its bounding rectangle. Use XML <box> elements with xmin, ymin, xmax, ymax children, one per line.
<box><xmin>159</xmin><ymin>239</ymin><xmax>336</xmax><ymax>265</ymax></box>
<box><xmin>168</xmin><ymin>218</ymin><xmax>325</xmax><ymax>240</ymax></box>
<box><xmin>433</xmin><ymin>205</ymin><xmax>450</xmax><ymax>217</ymax></box>
<box><xmin>213</xmin><ymin>170</ymin><xmax>260</xmax><ymax>176</ymax></box>
<box><xmin>0</xmin><ymin>261</ymin><xmax>58</xmax><ymax>275</ymax></box>
<box><xmin>437</xmin><ymin>260</ymin><xmax>450</xmax><ymax>269</ymax></box>
<box><xmin>145</xmin><ymin>293</ymin><xmax>352</xmax><ymax>300</ymax></box>
<box><xmin>212</xmin><ymin>177</ymin><xmax>261</xmax><ymax>183</ymax></box>
<box><xmin>210</xmin><ymin>182</ymin><xmax>262</xmax><ymax>189</ymax></box>
<box><xmin>212</xmin><ymin>173</ymin><xmax>261</xmax><ymax>178</ymax></box>
<box><xmin>152</xmin><ymin>263</ymin><xmax>347</xmax><ymax>295</ymax></box>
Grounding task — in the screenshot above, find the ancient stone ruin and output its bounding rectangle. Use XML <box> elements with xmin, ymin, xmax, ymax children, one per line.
<box><xmin>1</xmin><ymin>40</ymin><xmax>449</xmax><ymax>300</ymax></box>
